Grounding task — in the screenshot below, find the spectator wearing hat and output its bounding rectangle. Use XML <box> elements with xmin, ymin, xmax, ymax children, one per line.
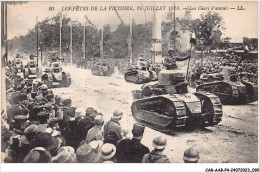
<box><xmin>103</xmin><ymin>109</ymin><xmax>124</xmax><ymax>146</ymax></box>
<box><xmin>57</xmin><ymin>146</ymin><xmax>75</xmax><ymax>154</ymax></box>
<box><xmin>183</xmin><ymin>147</ymin><xmax>199</xmax><ymax>163</ymax></box>
<box><xmin>75</xmin><ymin>107</ymin><xmax>96</xmax><ymax>146</ymax></box>
<box><xmin>60</xmin><ymin>106</ymin><xmax>78</xmax><ymax>149</ymax></box>
<box><xmin>20</xmin><ymin>124</ymin><xmax>39</xmax><ymax>145</ymax></box>
<box><xmin>76</xmin><ymin>143</ymin><xmax>101</xmax><ymax>163</ymax></box>
<box><xmin>100</xmin><ymin>143</ymin><xmax>116</xmax><ymax>163</ymax></box>
<box><xmin>7</xmin><ymin>104</ymin><xmax>29</xmax><ymax>125</ymax></box>
<box><xmin>142</xmin><ymin>135</ymin><xmax>170</xmax><ymax>163</ymax></box>
<box><xmin>10</xmin><ymin>124</ymin><xmax>40</xmax><ymax>162</ymax></box>
<box><xmin>52</xmin><ymin>151</ymin><xmax>77</xmax><ymax>163</ymax></box>
<box><xmin>36</xmin><ymin>110</ymin><xmax>50</xmax><ymax>133</ymax></box>
<box><xmin>86</xmin><ymin>114</ymin><xmax>104</xmax><ymax>144</ymax></box>
<box><xmin>23</xmin><ymin>147</ymin><xmax>52</xmax><ymax>163</ymax></box>
<box><xmin>9</xmin><ymin>114</ymin><xmax>29</xmax><ymax>132</ymax></box>
<box><xmin>31</xmin><ymin>133</ymin><xmax>60</xmax><ymax>156</ymax></box>
<box><xmin>115</xmin><ymin>123</ymin><xmax>149</xmax><ymax>163</ymax></box>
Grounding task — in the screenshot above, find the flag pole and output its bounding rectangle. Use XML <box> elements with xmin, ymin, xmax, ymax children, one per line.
<box><xmin>59</xmin><ymin>16</ymin><xmax>62</xmax><ymax>64</ymax></box>
<box><xmin>36</xmin><ymin>16</ymin><xmax>39</xmax><ymax>67</ymax></box>
<box><xmin>70</xmin><ymin>21</ymin><xmax>72</xmax><ymax>65</ymax></box>
<box><xmin>83</xmin><ymin>23</ymin><xmax>86</xmax><ymax>61</ymax></box>
<box><xmin>186</xmin><ymin>45</ymin><xmax>192</xmax><ymax>81</ymax></box>
<box><xmin>186</xmin><ymin>30</ymin><xmax>196</xmax><ymax>81</ymax></box>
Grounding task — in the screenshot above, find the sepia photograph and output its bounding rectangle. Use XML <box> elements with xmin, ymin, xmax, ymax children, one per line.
<box><xmin>0</xmin><ymin>0</ymin><xmax>259</xmax><ymax>172</ymax></box>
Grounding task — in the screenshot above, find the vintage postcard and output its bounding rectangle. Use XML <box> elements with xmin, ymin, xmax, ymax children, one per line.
<box><xmin>1</xmin><ymin>0</ymin><xmax>259</xmax><ymax>172</ymax></box>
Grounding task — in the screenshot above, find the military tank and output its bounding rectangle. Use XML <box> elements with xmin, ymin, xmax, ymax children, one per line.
<box><xmin>23</xmin><ymin>60</ymin><xmax>41</xmax><ymax>79</ymax></box>
<box><xmin>91</xmin><ymin>61</ymin><xmax>114</xmax><ymax>76</ymax></box>
<box><xmin>124</xmin><ymin>57</ymin><xmax>158</xmax><ymax>84</ymax></box>
<box><xmin>41</xmin><ymin>62</ymin><xmax>71</xmax><ymax>88</ymax></box>
<box><xmin>124</xmin><ymin>66</ymin><xmax>152</xmax><ymax>84</ymax></box>
<box><xmin>131</xmin><ymin>69</ymin><xmax>223</xmax><ymax>133</ymax></box>
<box><xmin>196</xmin><ymin>66</ymin><xmax>257</xmax><ymax>104</ymax></box>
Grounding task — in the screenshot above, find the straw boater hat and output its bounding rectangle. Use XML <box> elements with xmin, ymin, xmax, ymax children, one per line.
<box><xmin>152</xmin><ymin>136</ymin><xmax>167</xmax><ymax>150</ymax></box>
<box><xmin>100</xmin><ymin>143</ymin><xmax>116</xmax><ymax>160</ymax></box>
<box><xmin>57</xmin><ymin>146</ymin><xmax>75</xmax><ymax>154</ymax></box>
<box><xmin>31</xmin><ymin>133</ymin><xmax>59</xmax><ymax>151</ymax></box>
<box><xmin>89</xmin><ymin>140</ymin><xmax>103</xmax><ymax>150</ymax></box>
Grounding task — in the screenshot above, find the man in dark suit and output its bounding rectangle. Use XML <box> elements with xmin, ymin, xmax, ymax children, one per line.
<box><xmin>115</xmin><ymin>123</ymin><xmax>149</xmax><ymax>163</ymax></box>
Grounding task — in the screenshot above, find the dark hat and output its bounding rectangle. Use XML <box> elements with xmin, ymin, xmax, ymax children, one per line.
<box><xmin>23</xmin><ymin>147</ymin><xmax>52</xmax><ymax>163</ymax></box>
<box><xmin>16</xmin><ymin>85</ymin><xmax>23</xmax><ymax>91</ymax></box>
<box><xmin>41</xmin><ymin>103</ymin><xmax>52</xmax><ymax>110</ymax></box>
<box><xmin>31</xmin><ymin>133</ymin><xmax>59</xmax><ymax>151</ymax></box>
<box><xmin>31</xmin><ymin>92</ymin><xmax>38</xmax><ymax>99</ymax></box>
<box><xmin>63</xmin><ymin>107</ymin><xmax>76</xmax><ymax>118</ymax></box>
<box><xmin>168</xmin><ymin>50</ymin><xmax>174</xmax><ymax>54</ymax></box>
<box><xmin>56</xmin><ymin>135</ymin><xmax>67</xmax><ymax>147</ymax></box>
<box><xmin>46</xmin><ymin>94</ymin><xmax>54</xmax><ymax>101</ymax></box>
<box><xmin>85</xmin><ymin>107</ymin><xmax>95</xmax><ymax>116</ymax></box>
<box><xmin>18</xmin><ymin>93</ymin><xmax>28</xmax><ymax>102</ymax></box>
<box><xmin>61</xmin><ymin>99</ymin><xmax>72</xmax><ymax>106</ymax></box>
<box><xmin>21</xmin><ymin>124</ymin><xmax>39</xmax><ymax>144</ymax></box>
<box><xmin>27</xmin><ymin>79</ymin><xmax>33</xmax><ymax>85</ymax></box>
<box><xmin>42</xmin><ymin>90</ymin><xmax>49</xmax><ymax>97</ymax></box>
<box><xmin>37</xmin><ymin>124</ymin><xmax>48</xmax><ymax>133</ymax></box>
<box><xmin>27</xmin><ymin>101</ymin><xmax>35</xmax><ymax>110</ymax></box>
<box><xmin>76</xmin><ymin>144</ymin><xmax>101</xmax><ymax>163</ymax></box>
<box><xmin>132</xmin><ymin>123</ymin><xmax>145</xmax><ymax>137</ymax></box>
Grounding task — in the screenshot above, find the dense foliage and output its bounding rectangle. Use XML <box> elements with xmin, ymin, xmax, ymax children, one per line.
<box><xmin>8</xmin><ymin>12</ymin><xmax>225</xmax><ymax>62</ymax></box>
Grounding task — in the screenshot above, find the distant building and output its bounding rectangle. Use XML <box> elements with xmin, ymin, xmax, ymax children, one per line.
<box><xmin>243</xmin><ymin>37</ymin><xmax>258</xmax><ymax>50</ymax></box>
<box><xmin>162</xmin><ymin>9</ymin><xmax>193</xmax><ymax>55</ymax></box>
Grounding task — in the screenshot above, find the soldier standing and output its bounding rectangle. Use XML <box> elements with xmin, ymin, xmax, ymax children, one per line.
<box><xmin>103</xmin><ymin>109</ymin><xmax>124</xmax><ymax>145</ymax></box>
<box><xmin>142</xmin><ymin>135</ymin><xmax>171</xmax><ymax>163</ymax></box>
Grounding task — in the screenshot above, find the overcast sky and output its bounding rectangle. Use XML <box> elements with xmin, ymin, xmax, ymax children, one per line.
<box><xmin>7</xmin><ymin>1</ymin><xmax>258</xmax><ymax>42</ymax></box>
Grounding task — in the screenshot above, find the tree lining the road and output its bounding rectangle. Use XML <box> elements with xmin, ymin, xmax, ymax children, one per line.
<box><xmin>8</xmin><ymin>12</ymin><xmax>225</xmax><ymax>61</ymax></box>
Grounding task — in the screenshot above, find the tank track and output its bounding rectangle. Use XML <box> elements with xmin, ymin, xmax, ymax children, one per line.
<box><xmin>131</xmin><ymin>95</ymin><xmax>189</xmax><ymax>133</ymax></box>
<box><xmin>194</xmin><ymin>91</ymin><xmax>223</xmax><ymax>127</ymax></box>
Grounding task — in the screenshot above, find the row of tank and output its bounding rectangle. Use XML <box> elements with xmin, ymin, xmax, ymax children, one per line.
<box><xmin>125</xmin><ymin>57</ymin><xmax>257</xmax><ymax>133</ymax></box>
<box><xmin>12</xmin><ymin>54</ymin><xmax>71</xmax><ymax>88</ymax></box>
<box><xmin>123</xmin><ymin>57</ymin><xmax>257</xmax><ymax>105</ymax></box>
